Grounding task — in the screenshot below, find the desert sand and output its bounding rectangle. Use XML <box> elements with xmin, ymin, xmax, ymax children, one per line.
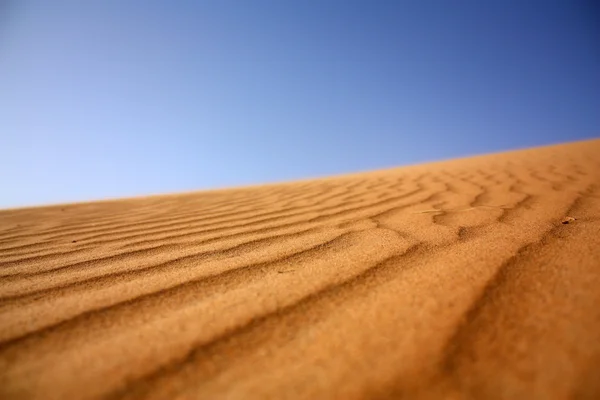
<box><xmin>1</xmin><ymin>139</ymin><xmax>600</xmax><ymax>400</ymax></box>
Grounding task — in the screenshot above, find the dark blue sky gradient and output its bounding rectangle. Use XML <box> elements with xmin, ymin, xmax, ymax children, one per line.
<box><xmin>1</xmin><ymin>1</ymin><xmax>599</xmax><ymax>208</ymax></box>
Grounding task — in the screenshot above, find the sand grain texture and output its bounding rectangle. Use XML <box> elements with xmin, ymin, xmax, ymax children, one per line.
<box><xmin>1</xmin><ymin>139</ymin><xmax>600</xmax><ymax>400</ymax></box>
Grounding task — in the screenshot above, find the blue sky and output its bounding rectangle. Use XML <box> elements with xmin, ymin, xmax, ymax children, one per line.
<box><xmin>1</xmin><ymin>0</ymin><xmax>599</xmax><ymax>208</ymax></box>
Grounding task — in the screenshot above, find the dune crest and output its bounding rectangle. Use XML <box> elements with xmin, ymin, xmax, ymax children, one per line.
<box><xmin>1</xmin><ymin>139</ymin><xmax>600</xmax><ymax>400</ymax></box>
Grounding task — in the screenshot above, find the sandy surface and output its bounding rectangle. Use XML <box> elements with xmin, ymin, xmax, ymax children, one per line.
<box><xmin>1</xmin><ymin>139</ymin><xmax>600</xmax><ymax>400</ymax></box>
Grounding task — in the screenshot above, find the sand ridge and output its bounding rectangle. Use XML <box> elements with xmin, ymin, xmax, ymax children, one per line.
<box><xmin>1</xmin><ymin>139</ymin><xmax>600</xmax><ymax>399</ymax></box>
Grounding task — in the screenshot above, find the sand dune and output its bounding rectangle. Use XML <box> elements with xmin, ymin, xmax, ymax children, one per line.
<box><xmin>1</xmin><ymin>139</ymin><xmax>600</xmax><ymax>400</ymax></box>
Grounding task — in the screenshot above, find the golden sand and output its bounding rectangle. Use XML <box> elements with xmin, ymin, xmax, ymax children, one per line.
<box><xmin>1</xmin><ymin>139</ymin><xmax>599</xmax><ymax>399</ymax></box>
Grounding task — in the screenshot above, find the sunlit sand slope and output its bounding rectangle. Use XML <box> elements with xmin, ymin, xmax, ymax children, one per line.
<box><xmin>1</xmin><ymin>139</ymin><xmax>600</xmax><ymax>400</ymax></box>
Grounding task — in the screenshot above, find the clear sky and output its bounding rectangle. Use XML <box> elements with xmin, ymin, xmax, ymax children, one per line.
<box><xmin>1</xmin><ymin>1</ymin><xmax>599</xmax><ymax>209</ymax></box>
